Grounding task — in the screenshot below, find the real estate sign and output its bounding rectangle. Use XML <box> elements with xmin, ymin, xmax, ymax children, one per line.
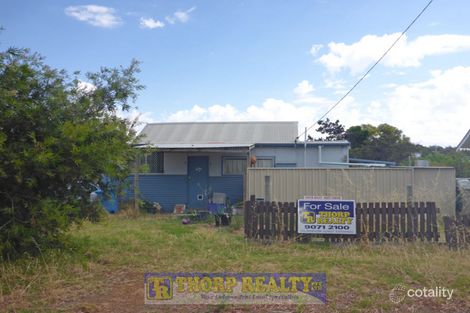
<box><xmin>298</xmin><ymin>199</ymin><xmax>356</xmax><ymax>235</ymax></box>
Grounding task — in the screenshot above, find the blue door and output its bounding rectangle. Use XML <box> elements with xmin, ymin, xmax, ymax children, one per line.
<box><xmin>187</xmin><ymin>156</ymin><xmax>209</xmax><ymax>209</ymax></box>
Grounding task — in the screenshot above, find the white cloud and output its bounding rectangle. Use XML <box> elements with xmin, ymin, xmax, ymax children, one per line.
<box><xmin>318</xmin><ymin>66</ymin><xmax>470</xmax><ymax>146</ymax></box>
<box><xmin>293</xmin><ymin>80</ymin><xmax>314</xmax><ymax>97</ymax></box>
<box><xmin>77</xmin><ymin>80</ymin><xmax>96</xmax><ymax>93</ymax></box>
<box><xmin>117</xmin><ymin>109</ymin><xmax>157</xmax><ymax>134</ymax></box>
<box><xmin>323</xmin><ymin>77</ymin><xmax>347</xmax><ymax>93</ymax></box>
<box><xmin>164</xmin><ymin>100</ymin><xmax>331</xmax><ymax>139</ymax></box>
<box><xmin>378</xmin><ymin>66</ymin><xmax>470</xmax><ymax>146</ymax></box>
<box><xmin>292</xmin><ymin>80</ymin><xmax>331</xmax><ymax>105</ymax></box>
<box><xmin>309</xmin><ymin>44</ymin><xmax>323</xmax><ymax>56</ymax></box>
<box><xmin>165</xmin><ymin>7</ymin><xmax>196</xmax><ymax>24</ymax></box>
<box><xmin>65</xmin><ymin>5</ymin><xmax>122</xmax><ymax>28</ymax></box>
<box><xmin>317</xmin><ymin>33</ymin><xmax>470</xmax><ymax>74</ymax></box>
<box><xmin>161</xmin><ymin>66</ymin><xmax>470</xmax><ymax>146</ymax></box>
<box><xmin>140</xmin><ymin>17</ymin><xmax>165</xmax><ymax>29</ymax></box>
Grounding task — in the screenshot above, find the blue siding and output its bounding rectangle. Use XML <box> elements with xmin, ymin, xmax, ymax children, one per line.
<box><xmin>125</xmin><ymin>175</ymin><xmax>187</xmax><ymax>213</ymax></box>
<box><xmin>208</xmin><ymin>176</ymin><xmax>244</xmax><ymax>205</ymax></box>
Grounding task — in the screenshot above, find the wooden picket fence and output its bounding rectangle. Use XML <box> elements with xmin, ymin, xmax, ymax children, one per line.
<box><xmin>443</xmin><ymin>215</ymin><xmax>470</xmax><ymax>249</ymax></box>
<box><xmin>244</xmin><ymin>195</ymin><xmax>440</xmax><ymax>243</ymax></box>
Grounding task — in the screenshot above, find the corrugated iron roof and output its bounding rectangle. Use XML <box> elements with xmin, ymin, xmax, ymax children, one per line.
<box><xmin>143</xmin><ymin>143</ymin><xmax>252</xmax><ymax>149</ymax></box>
<box><xmin>138</xmin><ymin>121</ymin><xmax>298</xmax><ymax>146</ymax></box>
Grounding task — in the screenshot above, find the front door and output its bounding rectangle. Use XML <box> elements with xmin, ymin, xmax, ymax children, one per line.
<box><xmin>187</xmin><ymin>156</ymin><xmax>209</xmax><ymax>209</ymax></box>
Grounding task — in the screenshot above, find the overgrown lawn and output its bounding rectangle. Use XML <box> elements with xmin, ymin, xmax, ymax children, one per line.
<box><xmin>1</xmin><ymin>214</ymin><xmax>469</xmax><ymax>312</ymax></box>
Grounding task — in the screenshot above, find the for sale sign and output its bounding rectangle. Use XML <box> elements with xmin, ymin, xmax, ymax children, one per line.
<box><xmin>298</xmin><ymin>199</ymin><xmax>356</xmax><ymax>235</ymax></box>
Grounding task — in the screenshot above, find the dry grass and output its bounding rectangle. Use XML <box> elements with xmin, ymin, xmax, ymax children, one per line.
<box><xmin>1</xmin><ymin>214</ymin><xmax>469</xmax><ymax>312</ymax></box>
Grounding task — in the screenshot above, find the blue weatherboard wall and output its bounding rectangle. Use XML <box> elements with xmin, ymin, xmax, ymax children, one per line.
<box><xmin>125</xmin><ymin>174</ymin><xmax>243</xmax><ymax>212</ymax></box>
<box><xmin>125</xmin><ymin>175</ymin><xmax>187</xmax><ymax>212</ymax></box>
<box><xmin>208</xmin><ymin>176</ymin><xmax>244</xmax><ymax>205</ymax></box>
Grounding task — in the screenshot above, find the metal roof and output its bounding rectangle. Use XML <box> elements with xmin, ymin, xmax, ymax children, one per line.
<box><xmin>138</xmin><ymin>121</ymin><xmax>298</xmax><ymax>147</ymax></box>
<box><xmin>457</xmin><ymin>129</ymin><xmax>470</xmax><ymax>151</ymax></box>
<box><xmin>143</xmin><ymin>143</ymin><xmax>252</xmax><ymax>149</ymax></box>
<box><xmin>254</xmin><ymin>141</ymin><xmax>350</xmax><ymax>147</ymax></box>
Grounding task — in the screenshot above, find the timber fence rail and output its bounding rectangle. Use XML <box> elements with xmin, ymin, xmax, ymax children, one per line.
<box><xmin>244</xmin><ymin>195</ymin><xmax>440</xmax><ymax>243</ymax></box>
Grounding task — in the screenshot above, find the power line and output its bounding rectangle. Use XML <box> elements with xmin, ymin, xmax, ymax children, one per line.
<box><xmin>297</xmin><ymin>0</ymin><xmax>434</xmax><ymax>140</ymax></box>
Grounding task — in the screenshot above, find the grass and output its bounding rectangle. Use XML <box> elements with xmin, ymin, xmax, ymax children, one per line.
<box><xmin>1</xmin><ymin>213</ymin><xmax>470</xmax><ymax>312</ymax></box>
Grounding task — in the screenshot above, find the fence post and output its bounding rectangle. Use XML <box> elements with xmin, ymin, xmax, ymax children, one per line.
<box><xmin>418</xmin><ymin>202</ymin><xmax>425</xmax><ymax>241</ymax></box>
<box><xmin>356</xmin><ymin>203</ymin><xmax>363</xmax><ymax>241</ymax></box>
<box><xmin>430</xmin><ymin>202</ymin><xmax>439</xmax><ymax>242</ymax></box>
<box><xmin>368</xmin><ymin>203</ymin><xmax>374</xmax><ymax>242</ymax></box>
<box><xmin>282</xmin><ymin>202</ymin><xmax>289</xmax><ymax>240</ymax></box>
<box><xmin>399</xmin><ymin>202</ymin><xmax>407</xmax><ymax>241</ymax></box>
<box><xmin>244</xmin><ymin>195</ymin><xmax>256</xmax><ymax>238</ymax></box>
<box><xmin>393</xmin><ymin>202</ymin><xmax>399</xmax><ymax>241</ymax></box>
<box><xmin>443</xmin><ymin>216</ymin><xmax>456</xmax><ymax>249</ymax></box>
<box><xmin>380</xmin><ymin>202</ymin><xmax>387</xmax><ymax>242</ymax></box>
<box><xmin>374</xmin><ymin>202</ymin><xmax>381</xmax><ymax>242</ymax></box>
<box><xmin>386</xmin><ymin>202</ymin><xmax>393</xmax><ymax>241</ymax></box>
<box><xmin>289</xmin><ymin>202</ymin><xmax>296</xmax><ymax>240</ymax></box>
<box><xmin>271</xmin><ymin>201</ymin><xmax>277</xmax><ymax>240</ymax></box>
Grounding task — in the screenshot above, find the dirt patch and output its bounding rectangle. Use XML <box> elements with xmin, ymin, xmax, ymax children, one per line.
<box><xmin>54</xmin><ymin>269</ymin><xmax>469</xmax><ymax>313</ymax></box>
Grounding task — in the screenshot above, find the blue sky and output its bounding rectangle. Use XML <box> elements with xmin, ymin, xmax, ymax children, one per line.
<box><xmin>2</xmin><ymin>0</ymin><xmax>470</xmax><ymax>146</ymax></box>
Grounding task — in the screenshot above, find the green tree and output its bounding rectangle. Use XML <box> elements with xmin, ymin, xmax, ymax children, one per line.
<box><xmin>347</xmin><ymin>124</ymin><xmax>416</xmax><ymax>163</ymax></box>
<box><xmin>345</xmin><ymin>125</ymin><xmax>371</xmax><ymax>148</ymax></box>
<box><xmin>0</xmin><ymin>48</ymin><xmax>143</xmax><ymax>258</ymax></box>
<box><xmin>315</xmin><ymin>118</ymin><xmax>346</xmax><ymax>141</ymax></box>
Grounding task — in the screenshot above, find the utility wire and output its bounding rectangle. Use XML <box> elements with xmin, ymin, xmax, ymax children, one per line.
<box><xmin>297</xmin><ymin>0</ymin><xmax>434</xmax><ymax>140</ymax></box>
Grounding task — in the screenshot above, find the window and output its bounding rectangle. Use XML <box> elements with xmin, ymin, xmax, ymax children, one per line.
<box><xmin>223</xmin><ymin>158</ymin><xmax>246</xmax><ymax>175</ymax></box>
<box><xmin>256</xmin><ymin>158</ymin><xmax>274</xmax><ymax>168</ymax></box>
<box><xmin>140</xmin><ymin>151</ymin><xmax>164</xmax><ymax>173</ymax></box>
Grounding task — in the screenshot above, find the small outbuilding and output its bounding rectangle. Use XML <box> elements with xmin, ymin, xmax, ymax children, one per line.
<box><xmin>127</xmin><ymin>121</ymin><xmax>350</xmax><ymax>212</ymax></box>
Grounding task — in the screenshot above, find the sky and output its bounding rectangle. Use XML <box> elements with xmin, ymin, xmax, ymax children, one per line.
<box><xmin>1</xmin><ymin>0</ymin><xmax>470</xmax><ymax>146</ymax></box>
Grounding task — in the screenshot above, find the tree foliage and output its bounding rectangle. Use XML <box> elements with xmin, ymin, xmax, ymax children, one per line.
<box><xmin>314</xmin><ymin>118</ymin><xmax>469</xmax><ymax>173</ymax></box>
<box><xmin>0</xmin><ymin>48</ymin><xmax>143</xmax><ymax>258</ymax></box>
<box><xmin>348</xmin><ymin>123</ymin><xmax>415</xmax><ymax>163</ymax></box>
<box><xmin>315</xmin><ymin>119</ymin><xmax>417</xmax><ymax>163</ymax></box>
<box><xmin>345</xmin><ymin>125</ymin><xmax>372</xmax><ymax>149</ymax></box>
<box><xmin>315</xmin><ymin>118</ymin><xmax>346</xmax><ymax>141</ymax></box>
<box><xmin>420</xmin><ymin>147</ymin><xmax>470</xmax><ymax>177</ymax></box>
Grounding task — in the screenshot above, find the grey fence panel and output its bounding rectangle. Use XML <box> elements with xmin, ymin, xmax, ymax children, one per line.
<box><xmin>246</xmin><ymin>167</ymin><xmax>456</xmax><ymax>217</ymax></box>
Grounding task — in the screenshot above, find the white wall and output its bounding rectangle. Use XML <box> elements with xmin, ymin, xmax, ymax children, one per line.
<box><xmin>163</xmin><ymin>152</ymin><xmax>247</xmax><ymax>176</ymax></box>
<box><xmin>252</xmin><ymin>145</ymin><xmax>349</xmax><ymax>168</ymax></box>
<box><xmin>162</xmin><ymin>145</ymin><xmax>349</xmax><ymax>175</ymax></box>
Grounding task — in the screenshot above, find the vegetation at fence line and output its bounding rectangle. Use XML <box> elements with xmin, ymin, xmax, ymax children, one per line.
<box><xmin>1</xmin><ymin>215</ymin><xmax>469</xmax><ymax>312</ymax></box>
<box><xmin>421</xmin><ymin>148</ymin><xmax>470</xmax><ymax>177</ymax></box>
<box><xmin>315</xmin><ymin>119</ymin><xmax>470</xmax><ymax>175</ymax></box>
<box><xmin>0</xmin><ymin>47</ymin><xmax>144</xmax><ymax>258</ymax></box>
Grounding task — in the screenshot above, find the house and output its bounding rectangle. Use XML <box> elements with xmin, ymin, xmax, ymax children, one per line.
<box><xmin>128</xmin><ymin>121</ymin><xmax>350</xmax><ymax>212</ymax></box>
<box><xmin>457</xmin><ymin>129</ymin><xmax>470</xmax><ymax>151</ymax></box>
